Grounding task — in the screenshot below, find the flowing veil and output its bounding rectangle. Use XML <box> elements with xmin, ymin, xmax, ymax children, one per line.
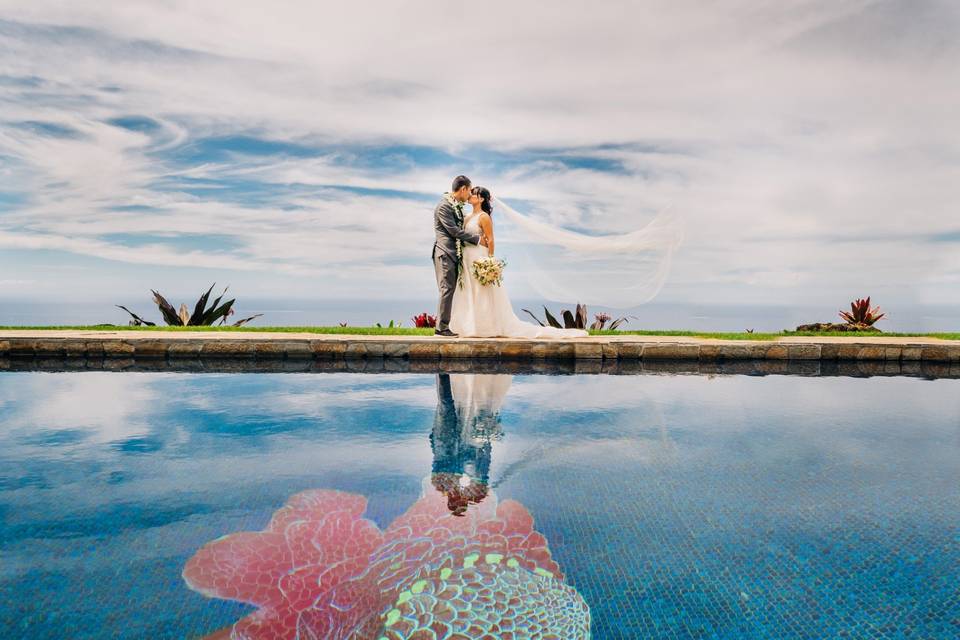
<box><xmin>492</xmin><ymin>197</ymin><xmax>683</xmax><ymax>308</ymax></box>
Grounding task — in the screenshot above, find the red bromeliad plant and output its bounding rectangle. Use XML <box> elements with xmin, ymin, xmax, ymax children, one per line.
<box><xmin>412</xmin><ymin>312</ymin><xmax>437</xmax><ymax>328</ymax></box>
<box><xmin>839</xmin><ymin>297</ymin><xmax>885</xmax><ymax>327</ymax></box>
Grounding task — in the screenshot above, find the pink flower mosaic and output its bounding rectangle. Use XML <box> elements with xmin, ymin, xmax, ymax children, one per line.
<box><xmin>183</xmin><ymin>486</ymin><xmax>590</xmax><ymax>639</ymax></box>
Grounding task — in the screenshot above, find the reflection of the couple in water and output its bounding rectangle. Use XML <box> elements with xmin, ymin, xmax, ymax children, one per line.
<box><xmin>430</xmin><ymin>373</ymin><xmax>510</xmax><ymax>516</ymax></box>
<box><xmin>184</xmin><ymin>374</ymin><xmax>590</xmax><ymax>640</ymax></box>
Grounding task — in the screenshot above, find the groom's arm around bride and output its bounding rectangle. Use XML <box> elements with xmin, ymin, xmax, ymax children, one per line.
<box><xmin>433</xmin><ymin>204</ymin><xmax>481</xmax><ymax>255</ymax></box>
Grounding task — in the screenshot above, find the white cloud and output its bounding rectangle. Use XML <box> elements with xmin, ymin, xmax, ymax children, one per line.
<box><xmin>0</xmin><ymin>0</ymin><xmax>957</xmax><ymax>307</ymax></box>
<box><xmin>0</xmin><ymin>373</ymin><xmax>157</xmax><ymax>444</ymax></box>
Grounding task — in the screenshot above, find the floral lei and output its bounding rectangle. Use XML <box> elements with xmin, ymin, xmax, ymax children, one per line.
<box><xmin>445</xmin><ymin>193</ymin><xmax>466</xmax><ymax>289</ymax></box>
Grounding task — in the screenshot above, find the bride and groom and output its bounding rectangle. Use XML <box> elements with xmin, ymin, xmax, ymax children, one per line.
<box><xmin>431</xmin><ymin>175</ymin><xmax>588</xmax><ymax>339</ymax></box>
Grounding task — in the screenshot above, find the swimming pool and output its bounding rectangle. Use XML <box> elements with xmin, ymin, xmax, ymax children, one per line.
<box><xmin>1</xmin><ymin>369</ymin><xmax>958</xmax><ymax>639</ymax></box>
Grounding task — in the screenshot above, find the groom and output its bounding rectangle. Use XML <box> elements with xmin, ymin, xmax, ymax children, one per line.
<box><xmin>432</xmin><ymin>175</ymin><xmax>485</xmax><ymax>337</ymax></box>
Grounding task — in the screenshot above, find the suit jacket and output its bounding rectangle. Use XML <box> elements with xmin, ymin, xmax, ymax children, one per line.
<box><xmin>432</xmin><ymin>195</ymin><xmax>481</xmax><ymax>259</ymax></box>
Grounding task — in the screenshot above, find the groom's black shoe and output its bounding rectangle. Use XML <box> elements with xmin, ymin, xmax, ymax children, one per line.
<box><xmin>434</xmin><ymin>329</ymin><xmax>458</xmax><ymax>337</ymax></box>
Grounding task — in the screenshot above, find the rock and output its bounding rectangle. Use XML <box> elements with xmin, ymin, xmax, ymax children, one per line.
<box><xmin>787</xmin><ymin>344</ymin><xmax>822</xmax><ymax>360</ymax></box>
<box><xmin>500</xmin><ymin>342</ymin><xmax>533</xmax><ymax>359</ymax></box>
<box><xmin>640</xmin><ymin>343</ymin><xmax>700</xmax><ymax>360</ymax></box>
<box><xmin>574</xmin><ymin>343</ymin><xmax>604</xmax><ymax>360</ymax></box>
<box><xmin>795</xmin><ymin>322</ymin><xmax>881</xmax><ymax>333</ymax></box>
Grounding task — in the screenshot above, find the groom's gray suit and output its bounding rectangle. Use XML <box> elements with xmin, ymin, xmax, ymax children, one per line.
<box><xmin>432</xmin><ymin>195</ymin><xmax>481</xmax><ymax>332</ymax></box>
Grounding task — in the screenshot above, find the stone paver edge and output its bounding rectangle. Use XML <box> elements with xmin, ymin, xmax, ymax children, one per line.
<box><xmin>0</xmin><ymin>331</ymin><xmax>957</xmax><ymax>362</ymax></box>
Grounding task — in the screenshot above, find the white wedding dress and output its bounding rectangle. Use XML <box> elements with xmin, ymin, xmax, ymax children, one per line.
<box><xmin>449</xmin><ymin>212</ymin><xmax>589</xmax><ymax>339</ymax></box>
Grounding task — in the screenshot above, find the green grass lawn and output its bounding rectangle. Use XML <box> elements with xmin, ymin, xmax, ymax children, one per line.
<box><xmin>0</xmin><ymin>325</ymin><xmax>957</xmax><ymax>340</ymax></box>
<box><xmin>605</xmin><ymin>330</ymin><xmax>960</xmax><ymax>340</ymax></box>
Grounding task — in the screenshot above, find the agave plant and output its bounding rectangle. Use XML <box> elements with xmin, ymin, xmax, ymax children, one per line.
<box><xmin>117</xmin><ymin>284</ymin><xmax>263</xmax><ymax>327</ymax></box>
<box><xmin>589</xmin><ymin>312</ymin><xmax>634</xmax><ymax>331</ymax></box>
<box><xmin>839</xmin><ymin>297</ymin><xmax>885</xmax><ymax>326</ymax></box>
<box><xmin>412</xmin><ymin>312</ymin><xmax>437</xmax><ymax>328</ymax></box>
<box><xmin>116</xmin><ymin>305</ymin><xmax>155</xmax><ymax>326</ymax></box>
<box><xmin>523</xmin><ymin>303</ymin><xmax>586</xmax><ymax>329</ymax></box>
<box><xmin>522</xmin><ymin>304</ymin><xmax>634</xmax><ymax>331</ymax></box>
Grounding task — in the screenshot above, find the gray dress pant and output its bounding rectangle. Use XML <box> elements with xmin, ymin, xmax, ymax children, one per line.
<box><xmin>433</xmin><ymin>247</ymin><xmax>458</xmax><ymax>332</ymax></box>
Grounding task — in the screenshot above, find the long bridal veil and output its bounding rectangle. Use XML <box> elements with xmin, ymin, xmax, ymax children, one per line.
<box><xmin>492</xmin><ymin>197</ymin><xmax>683</xmax><ymax>308</ymax></box>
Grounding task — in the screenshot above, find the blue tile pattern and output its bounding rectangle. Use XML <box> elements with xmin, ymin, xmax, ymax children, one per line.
<box><xmin>0</xmin><ymin>372</ymin><xmax>957</xmax><ymax>639</ymax></box>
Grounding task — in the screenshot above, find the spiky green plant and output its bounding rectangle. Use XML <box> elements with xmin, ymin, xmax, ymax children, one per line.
<box><xmin>117</xmin><ymin>284</ymin><xmax>262</xmax><ymax>327</ymax></box>
<box><xmin>589</xmin><ymin>312</ymin><xmax>635</xmax><ymax>331</ymax></box>
<box><xmin>522</xmin><ymin>303</ymin><xmax>634</xmax><ymax>331</ymax></box>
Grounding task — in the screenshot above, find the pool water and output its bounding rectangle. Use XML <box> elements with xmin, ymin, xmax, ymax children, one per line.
<box><xmin>1</xmin><ymin>371</ymin><xmax>958</xmax><ymax>639</ymax></box>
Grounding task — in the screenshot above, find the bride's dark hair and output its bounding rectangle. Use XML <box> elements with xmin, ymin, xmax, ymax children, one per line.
<box><xmin>472</xmin><ymin>186</ymin><xmax>493</xmax><ymax>215</ymax></box>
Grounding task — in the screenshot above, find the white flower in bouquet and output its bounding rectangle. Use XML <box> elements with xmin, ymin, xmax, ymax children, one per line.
<box><xmin>471</xmin><ymin>256</ymin><xmax>506</xmax><ymax>286</ymax></box>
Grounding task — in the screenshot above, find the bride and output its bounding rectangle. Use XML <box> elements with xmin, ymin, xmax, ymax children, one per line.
<box><xmin>449</xmin><ymin>186</ymin><xmax>589</xmax><ymax>339</ymax></box>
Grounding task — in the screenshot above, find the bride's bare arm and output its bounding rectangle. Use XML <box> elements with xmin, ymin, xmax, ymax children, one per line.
<box><xmin>478</xmin><ymin>213</ymin><xmax>495</xmax><ymax>256</ymax></box>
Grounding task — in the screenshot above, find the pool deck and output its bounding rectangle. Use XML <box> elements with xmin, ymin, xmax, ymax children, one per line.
<box><xmin>0</xmin><ymin>330</ymin><xmax>957</xmax><ymax>364</ymax></box>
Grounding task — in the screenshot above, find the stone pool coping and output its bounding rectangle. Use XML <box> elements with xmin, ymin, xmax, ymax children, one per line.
<box><xmin>0</xmin><ymin>330</ymin><xmax>958</xmax><ymax>364</ymax></box>
<box><xmin>3</xmin><ymin>355</ymin><xmax>957</xmax><ymax>379</ymax></box>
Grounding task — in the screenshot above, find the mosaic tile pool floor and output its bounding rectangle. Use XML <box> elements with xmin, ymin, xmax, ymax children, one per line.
<box><xmin>1</xmin><ymin>371</ymin><xmax>958</xmax><ymax>639</ymax></box>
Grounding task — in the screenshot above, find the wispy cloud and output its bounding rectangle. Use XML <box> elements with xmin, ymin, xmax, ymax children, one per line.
<box><xmin>0</xmin><ymin>1</ymin><xmax>957</xmax><ymax>306</ymax></box>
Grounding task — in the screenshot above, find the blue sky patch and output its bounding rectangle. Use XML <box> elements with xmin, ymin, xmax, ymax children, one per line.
<box><xmin>100</xmin><ymin>232</ymin><xmax>246</xmax><ymax>252</ymax></box>
<box><xmin>107</xmin><ymin>116</ymin><xmax>161</xmax><ymax>133</ymax></box>
<box><xmin>0</xmin><ymin>191</ymin><xmax>27</xmax><ymax>209</ymax></box>
<box><xmin>929</xmin><ymin>230</ymin><xmax>960</xmax><ymax>243</ymax></box>
<box><xmin>13</xmin><ymin>121</ymin><xmax>83</xmax><ymax>138</ymax></box>
<box><xmin>162</xmin><ymin>134</ymin><xmax>635</xmax><ymax>178</ymax></box>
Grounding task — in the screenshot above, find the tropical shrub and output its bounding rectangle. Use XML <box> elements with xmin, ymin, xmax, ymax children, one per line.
<box><xmin>116</xmin><ymin>305</ymin><xmax>155</xmax><ymax>326</ymax></box>
<box><xmin>839</xmin><ymin>297</ymin><xmax>885</xmax><ymax>326</ymax></box>
<box><xmin>117</xmin><ymin>284</ymin><xmax>262</xmax><ymax>327</ymax></box>
<box><xmin>589</xmin><ymin>313</ymin><xmax>633</xmax><ymax>331</ymax></box>
<box><xmin>412</xmin><ymin>312</ymin><xmax>437</xmax><ymax>328</ymax></box>
<box><xmin>522</xmin><ymin>304</ymin><xmax>585</xmax><ymax>329</ymax></box>
<box><xmin>522</xmin><ymin>304</ymin><xmax>633</xmax><ymax>331</ymax></box>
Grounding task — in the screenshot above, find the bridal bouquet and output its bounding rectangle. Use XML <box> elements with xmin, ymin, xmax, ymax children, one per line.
<box><xmin>472</xmin><ymin>256</ymin><xmax>506</xmax><ymax>286</ymax></box>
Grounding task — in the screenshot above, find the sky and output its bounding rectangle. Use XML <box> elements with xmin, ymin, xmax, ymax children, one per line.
<box><xmin>0</xmin><ymin>0</ymin><xmax>958</xmax><ymax>313</ymax></box>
